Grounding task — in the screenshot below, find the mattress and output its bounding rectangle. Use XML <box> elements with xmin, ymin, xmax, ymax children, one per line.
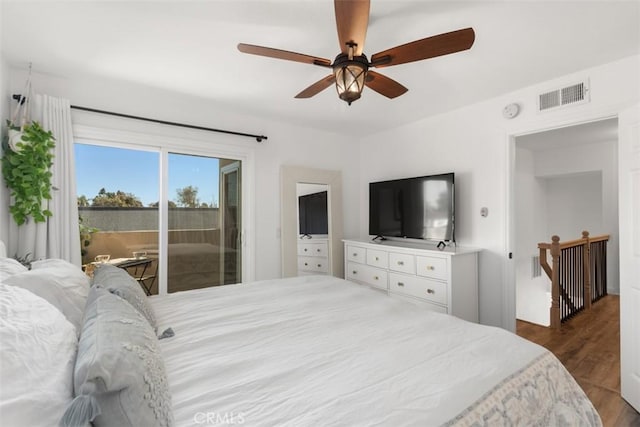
<box><xmin>151</xmin><ymin>275</ymin><xmax>601</xmax><ymax>426</ymax></box>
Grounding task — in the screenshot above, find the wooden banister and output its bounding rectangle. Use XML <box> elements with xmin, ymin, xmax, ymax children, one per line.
<box><xmin>582</xmin><ymin>231</ymin><xmax>592</xmax><ymax>310</ymax></box>
<box><xmin>550</xmin><ymin>235</ymin><xmax>561</xmax><ymax>329</ymax></box>
<box><xmin>537</xmin><ymin>230</ymin><xmax>609</xmax><ymax>329</ymax></box>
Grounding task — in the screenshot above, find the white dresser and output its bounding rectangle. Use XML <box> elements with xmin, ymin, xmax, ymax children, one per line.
<box><xmin>298</xmin><ymin>238</ymin><xmax>330</xmax><ymax>275</ymax></box>
<box><xmin>343</xmin><ymin>239</ymin><xmax>479</xmax><ymax>323</ymax></box>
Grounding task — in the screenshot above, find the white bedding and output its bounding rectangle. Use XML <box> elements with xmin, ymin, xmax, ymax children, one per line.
<box><xmin>151</xmin><ymin>275</ymin><xmax>595</xmax><ymax>426</ymax></box>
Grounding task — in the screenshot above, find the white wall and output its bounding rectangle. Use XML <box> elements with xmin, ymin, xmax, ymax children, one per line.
<box><xmin>544</xmin><ymin>172</ymin><xmax>603</xmax><ymax>239</ymax></box>
<box><xmin>297</xmin><ymin>183</ymin><xmax>327</xmax><ymax>197</ymax></box>
<box><xmin>359</xmin><ymin>54</ymin><xmax>639</xmax><ymax>328</ymax></box>
<box><xmin>6</xmin><ymin>67</ymin><xmax>360</xmax><ymax>280</ymax></box>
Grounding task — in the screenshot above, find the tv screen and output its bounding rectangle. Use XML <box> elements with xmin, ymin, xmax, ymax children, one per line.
<box><xmin>298</xmin><ymin>191</ymin><xmax>328</xmax><ymax>235</ymax></box>
<box><xmin>369</xmin><ymin>173</ymin><xmax>455</xmax><ymax>242</ymax></box>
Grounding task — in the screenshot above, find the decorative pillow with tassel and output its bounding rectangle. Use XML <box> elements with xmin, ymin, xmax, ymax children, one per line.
<box><xmin>60</xmin><ymin>285</ymin><xmax>173</xmax><ymax>427</ymax></box>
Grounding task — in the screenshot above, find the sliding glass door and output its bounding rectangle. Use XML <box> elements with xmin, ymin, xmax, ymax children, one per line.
<box><xmin>76</xmin><ymin>142</ymin><xmax>243</xmax><ymax>294</ymax></box>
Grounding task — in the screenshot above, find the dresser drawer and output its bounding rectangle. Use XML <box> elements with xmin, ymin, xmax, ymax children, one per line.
<box><xmin>366</xmin><ymin>249</ymin><xmax>389</xmax><ymax>269</ymax></box>
<box><xmin>388</xmin><ymin>273</ymin><xmax>447</xmax><ymax>305</ymax></box>
<box><xmin>416</xmin><ymin>256</ymin><xmax>448</xmax><ymax>280</ymax></box>
<box><xmin>346</xmin><ymin>262</ymin><xmax>388</xmax><ymax>291</ymax></box>
<box><xmin>346</xmin><ymin>245</ymin><xmax>366</xmax><ymax>264</ymax></box>
<box><xmin>298</xmin><ymin>256</ymin><xmax>329</xmax><ymax>273</ymax></box>
<box><xmin>388</xmin><ymin>252</ymin><xmax>415</xmax><ymax>274</ymax></box>
<box><xmin>298</xmin><ymin>242</ymin><xmax>328</xmax><ymax>257</ymax></box>
<box><xmin>391</xmin><ymin>293</ymin><xmax>448</xmax><ymax>314</ymax></box>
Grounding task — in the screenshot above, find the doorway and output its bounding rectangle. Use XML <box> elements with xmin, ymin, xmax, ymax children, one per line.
<box><xmin>510</xmin><ymin>118</ymin><xmax>619</xmax><ymax>326</ymax></box>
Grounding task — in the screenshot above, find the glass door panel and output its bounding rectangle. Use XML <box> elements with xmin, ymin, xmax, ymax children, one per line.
<box><xmin>220</xmin><ymin>161</ymin><xmax>241</xmax><ymax>284</ymax></box>
<box><xmin>75</xmin><ymin>143</ymin><xmax>160</xmax><ymax>294</ymax></box>
<box><xmin>167</xmin><ymin>153</ymin><xmax>241</xmax><ymax>292</ymax></box>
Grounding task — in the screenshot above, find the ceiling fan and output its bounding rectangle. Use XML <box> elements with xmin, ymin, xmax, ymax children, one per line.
<box><xmin>237</xmin><ymin>0</ymin><xmax>475</xmax><ymax>105</ymax></box>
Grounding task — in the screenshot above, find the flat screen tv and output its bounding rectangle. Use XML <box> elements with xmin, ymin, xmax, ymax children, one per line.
<box><xmin>298</xmin><ymin>191</ymin><xmax>328</xmax><ymax>235</ymax></box>
<box><xmin>369</xmin><ymin>173</ymin><xmax>455</xmax><ymax>242</ymax></box>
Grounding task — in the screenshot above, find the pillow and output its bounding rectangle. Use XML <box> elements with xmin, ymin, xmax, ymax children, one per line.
<box><xmin>0</xmin><ymin>257</ymin><xmax>28</xmax><ymax>281</ymax></box>
<box><xmin>92</xmin><ymin>264</ymin><xmax>157</xmax><ymax>332</ymax></box>
<box><xmin>0</xmin><ymin>283</ymin><xmax>77</xmax><ymax>427</ymax></box>
<box><xmin>61</xmin><ymin>286</ymin><xmax>173</xmax><ymax>427</ymax></box>
<box><xmin>2</xmin><ymin>261</ymin><xmax>90</xmax><ymax>333</ymax></box>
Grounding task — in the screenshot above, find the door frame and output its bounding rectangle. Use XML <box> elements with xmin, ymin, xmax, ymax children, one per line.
<box><xmin>220</xmin><ymin>160</ymin><xmax>242</xmax><ymax>284</ymax></box>
<box><xmin>618</xmin><ymin>103</ymin><xmax>640</xmax><ymax>411</ymax></box>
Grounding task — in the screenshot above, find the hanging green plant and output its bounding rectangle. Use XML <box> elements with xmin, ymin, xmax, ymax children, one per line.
<box><xmin>2</xmin><ymin>120</ymin><xmax>56</xmax><ymax>225</ymax></box>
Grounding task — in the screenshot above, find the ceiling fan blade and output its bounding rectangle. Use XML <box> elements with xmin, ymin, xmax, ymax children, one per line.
<box><xmin>295</xmin><ymin>75</ymin><xmax>336</xmax><ymax>98</ymax></box>
<box><xmin>370</xmin><ymin>28</ymin><xmax>475</xmax><ymax>68</ymax></box>
<box><xmin>365</xmin><ymin>71</ymin><xmax>408</xmax><ymax>99</ymax></box>
<box><xmin>334</xmin><ymin>0</ymin><xmax>370</xmax><ymax>55</ymax></box>
<box><xmin>238</xmin><ymin>43</ymin><xmax>332</xmax><ymax>68</ymax></box>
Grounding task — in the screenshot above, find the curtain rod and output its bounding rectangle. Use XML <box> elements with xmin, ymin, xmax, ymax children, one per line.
<box><xmin>11</xmin><ymin>94</ymin><xmax>268</xmax><ymax>142</ymax></box>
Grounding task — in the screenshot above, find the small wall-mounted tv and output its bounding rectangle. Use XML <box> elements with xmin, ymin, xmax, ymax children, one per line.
<box><xmin>369</xmin><ymin>173</ymin><xmax>455</xmax><ymax>242</ymax></box>
<box><xmin>298</xmin><ymin>191</ymin><xmax>328</xmax><ymax>235</ymax></box>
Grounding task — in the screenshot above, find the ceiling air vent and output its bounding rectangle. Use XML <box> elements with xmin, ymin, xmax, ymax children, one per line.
<box><xmin>538</xmin><ymin>80</ymin><xmax>590</xmax><ymax>112</ymax></box>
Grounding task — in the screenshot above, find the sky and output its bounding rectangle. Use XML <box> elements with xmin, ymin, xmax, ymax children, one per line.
<box><xmin>75</xmin><ymin>144</ymin><xmax>220</xmax><ymax>207</ymax></box>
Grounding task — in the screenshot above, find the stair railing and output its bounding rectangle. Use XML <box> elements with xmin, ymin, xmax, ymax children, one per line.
<box><xmin>538</xmin><ymin>231</ymin><xmax>609</xmax><ymax>329</ymax></box>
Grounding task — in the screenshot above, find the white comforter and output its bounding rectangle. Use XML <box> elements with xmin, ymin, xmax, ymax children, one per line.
<box><xmin>150</xmin><ymin>275</ymin><xmax>560</xmax><ymax>426</ymax></box>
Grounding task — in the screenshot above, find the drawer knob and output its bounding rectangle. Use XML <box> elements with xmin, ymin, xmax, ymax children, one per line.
<box><xmin>316</xmin><ymin>249</ymin><xmax>321</xmax><ymax>252</ymax></box>
<box><xmin>304</xmin><ymin>248</ymin><xmax>308</xmax><ymax>252</ymax></box>
<box><xmin>304</xmin><ymin>262</ymin><xmax>308</xmax><ymax>266</ymax></box>
<box><xmin>374</xmin><ymin>276</ymin><xmax>379</xmax><ymax>280</ymax></box>
<box><xmin>427</xmin><ymin>289</ymin><xmax>435</xmax><ymax>294</ymax></box>
<box><xmin>317</xmin><ymin>264</ymin><xmax>322</xmax><ymax>268</ymax></box>
<box><xmin>427</xmin><ymin>265</ymin><xmax>435</xmax><ymax>271</ymax></box>
<box><xmin>397</xmin><ymin>282</ymin><xmax>405</xmax><ymax>287</ymax></box>
<box><xmin>397</xmin><ymin>261</ymin><xmax>404</xmax><ymax>266</ymax></box>
<box><xmin>375</xmin><ymin>256</ymin><xmax>379</xmax><ymax>261</ymax></box>
<box><xmin>352</xmin><ymin>271</ymin><xmax>357</xmax><ymax>275</ymax></box>
<box><xmin>353</xmin><ymin>253</ymin><xmax>358</xmax><ymax>257</ymax></box>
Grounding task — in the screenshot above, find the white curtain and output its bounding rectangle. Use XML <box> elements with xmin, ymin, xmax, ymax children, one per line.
<box><xmin>8</xmin><ymin>94</ymin><xmax>81</xmax><ymax>266</ymax></box>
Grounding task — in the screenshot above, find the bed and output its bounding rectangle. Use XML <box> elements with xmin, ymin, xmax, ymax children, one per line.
<box><xmin>151</xmin><ymin>275</ymin><xmax>601</xmax><ymax>426</ymax></box>
<box><xmin>0</xmin><ymin>256</ymin><xmax>601</xmax><ymax>427</ymax></box>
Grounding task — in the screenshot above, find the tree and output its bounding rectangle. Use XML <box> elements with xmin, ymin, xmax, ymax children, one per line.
<box><xmin>92</xmin><ymin>188</ymin><xmax>143</xmax><ymax>207</ymax></box>
<box><xmin>77</xmin><ymin>195</ymin><xmax>90</xmax><ymax>207</ymax></box>
<box><xmin>175</xmin><ymin>185</ymin><xmax>200</xmax><ymax>208</ymax></box>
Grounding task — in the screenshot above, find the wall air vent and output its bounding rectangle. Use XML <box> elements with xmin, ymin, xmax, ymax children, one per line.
<box><xmin>538</xmin><ymin>80</ymin><xmax>590</xmax><ymax>112</ymax></box>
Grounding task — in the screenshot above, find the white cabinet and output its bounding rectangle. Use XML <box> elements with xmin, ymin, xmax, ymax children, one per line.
<box><xmin>343</xmin><ymin>239</ymin><xmax>479</xmax><ymax>323</ymax></box>
<box><xmin>298</xmin><ymin>239</ymin><xmax>329</xmax><ymax>275</ymax></box>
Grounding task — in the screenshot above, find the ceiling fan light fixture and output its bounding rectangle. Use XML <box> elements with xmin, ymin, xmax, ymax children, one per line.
<box><xmin>333</xmin><ymin>53</ymin><xmax>368</xmax><ymax>105</ymax></box>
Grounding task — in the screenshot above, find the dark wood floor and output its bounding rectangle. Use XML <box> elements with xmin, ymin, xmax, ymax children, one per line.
<box><xmin>516</xmin><ymin>295</ymin><xmax>640</xmax><ymax>427</ymax></box>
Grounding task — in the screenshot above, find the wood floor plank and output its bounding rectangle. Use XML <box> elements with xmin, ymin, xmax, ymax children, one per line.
<box><xmin>516</xmin><ymin>295</ymin><xmax>640</xmax><ymax>427</ymax></box>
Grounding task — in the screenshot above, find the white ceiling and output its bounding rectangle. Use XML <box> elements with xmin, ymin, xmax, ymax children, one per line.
<box><xmin>1</xmin><ymin>1</ymin><xmax>639</xmax><ymax>136</ymax></box>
